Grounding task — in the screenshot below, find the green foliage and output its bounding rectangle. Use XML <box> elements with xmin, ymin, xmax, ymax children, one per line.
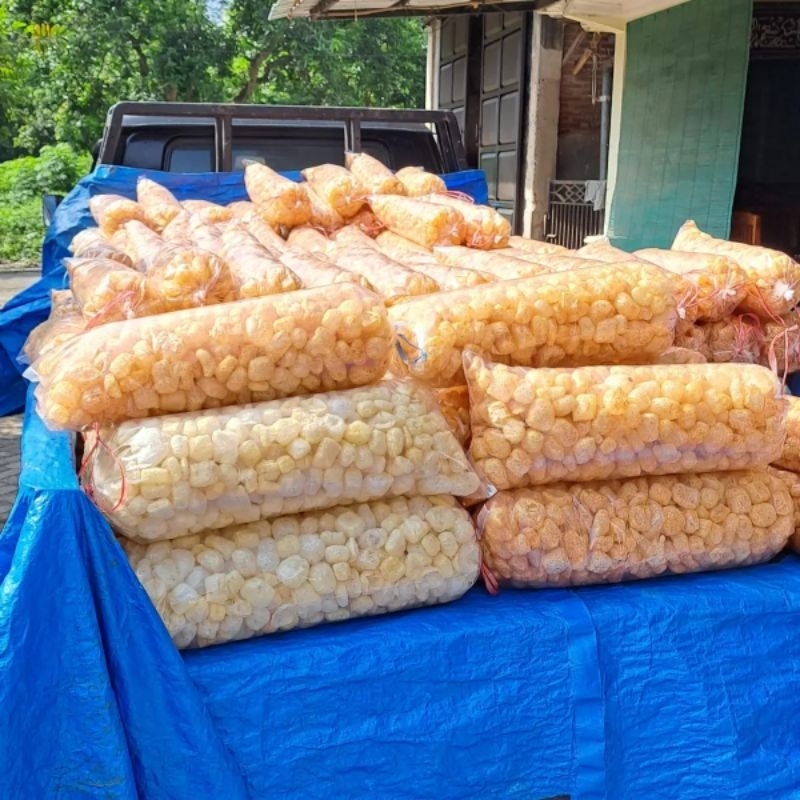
<box><xmin>4</xmin><ymin>0</ymin><xmax>233</xmax><ymax>152</ymax></box>
<box><xmin>0</xmin><ymin>144</ymin><xmax>90</xmax><ymax>263</ymax></box>
<box><xmin>0</xmin><ymin>144</ymin><xmax>90</xmax><ymax>199</ymax></box>
<box><xmin>0</xmin><ymin>197</ymin><xmax>42</xmax><ymax>263</ymax></box>
<box><xmin>0</xmin><ymin>0</ymin><xmax>427</xmax><ymax>157</ymax></box>
<box><xmin>0</xmin><ymin>0</ymin><xmax>428</xmax><ymax>261</ymax></box>
<box><xmin>222</xmin><ymin>11</ymin><xmax>427</xmax><ymax>108</ymax></box>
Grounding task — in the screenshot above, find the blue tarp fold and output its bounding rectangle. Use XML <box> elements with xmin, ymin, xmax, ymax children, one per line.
<box><xmin>0</xmin><ymin>389</ymin><xmax>251</xmax><ymax>799</ymax></box>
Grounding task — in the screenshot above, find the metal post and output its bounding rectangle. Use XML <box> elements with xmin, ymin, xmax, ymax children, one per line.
<box><xmin>599</xmin><ymin>63</ymin><xmax>612</xmax><ymax>182</ymax></box>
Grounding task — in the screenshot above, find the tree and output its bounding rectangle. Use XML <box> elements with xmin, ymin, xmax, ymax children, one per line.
<box><xmin>224</xmin><ymin>2</ymin><xmax>427</xmax><ymax>108</ymax></box>
<box><xmin>0</xmin><ymin>0</ymin><xmax>428</xmax><ymax>159</ymax></box>
<box><xmin>4</xmin><ymin>0</ymin><xmax>232</xmax><ymax>153</ymax></box>
<box><xmin>0</xmin><ymin>2</ymin><xmax>28</xmax><ymax>161</ymax></box>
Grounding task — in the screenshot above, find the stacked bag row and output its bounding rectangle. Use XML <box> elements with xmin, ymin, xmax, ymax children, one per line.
<box><xmin>365</xmin><ymin>219</ymin><xmax>800</xmax><ymax>589</ymax></box>
<box><xmin>466</xmin><ymin>353</ymin><xmax>794</xmax><ymax>588</ymax></box>
<box><xmin>27</xmin><ymin>157</ymin><xmax>507</xmax><ymax>649</ymax></box>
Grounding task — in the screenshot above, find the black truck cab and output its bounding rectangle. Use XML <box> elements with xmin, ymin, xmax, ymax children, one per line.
<box><xmin>44</xmin><ymin>101</ymin><xmax>469</xmax><ymax>224</ymax></box>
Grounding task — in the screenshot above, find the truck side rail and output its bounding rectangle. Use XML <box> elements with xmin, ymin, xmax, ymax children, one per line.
<box><xmin>98</xmin><ymin>102</ymin><xmax>470</xmax><ymax>174</ymax></box>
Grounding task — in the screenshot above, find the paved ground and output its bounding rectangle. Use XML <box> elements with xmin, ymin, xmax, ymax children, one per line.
<box><xmin>0</xmin><ymin>415</ymin><xmax>22</xmax><ymax>528</ymax></box>
<box><xmin>0</xmin><ymin>270</ymin><xmax>39</xmax><ymax>528</ymax></box>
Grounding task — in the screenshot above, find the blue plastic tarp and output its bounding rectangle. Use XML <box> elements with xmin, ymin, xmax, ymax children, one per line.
<box><xmin>3</xmin><ymin>386</ymin><xmax>800</xmax><ymax>798</ymax></box>
<box><xmin>0</xmin><ymin>165</ymin><xmax>490</xmax><ymax>417</ymax></box>
<box><xmin>0</xmin><ymin>387</ymin><xmax>250</xmax><ymax>799</ymax></box>
<box><xmin>4</xmin><ymin>165</ymin><xmax>800</xmax><ymax>798</ymax></box>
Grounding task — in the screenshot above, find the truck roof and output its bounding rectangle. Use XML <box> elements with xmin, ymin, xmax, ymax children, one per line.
<box><xmin>118</xmin><ymin>114</ymin><xmax>435</xmax><ymax>132</ymax></box>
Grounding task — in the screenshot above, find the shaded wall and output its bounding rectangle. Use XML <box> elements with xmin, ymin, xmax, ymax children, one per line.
<box><xmin>557</xmin><ymin>22</ymin><xmax>615</xmax><ymax>181</ymax></box>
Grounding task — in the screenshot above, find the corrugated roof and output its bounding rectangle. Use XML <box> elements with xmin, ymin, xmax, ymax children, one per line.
<box><xmin>269</xmin><ymin>0</ymin><xmax>558</xmax><ymax>20</ymax></box>
<box><xmin>268</xmin><ymin>0</ymin><xmax>689</xmax><ymax>24</ymax></box>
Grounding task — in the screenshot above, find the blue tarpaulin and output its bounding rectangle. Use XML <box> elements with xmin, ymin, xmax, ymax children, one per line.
<box><xmin>3</xmin><ymin>167</ymin><xmax>800</xmax><ymax>798</ymax></box>
<box><xmin>3</xmin><ymin>386</ymin><xmax>800</xmax><ymax>799</ymax></box>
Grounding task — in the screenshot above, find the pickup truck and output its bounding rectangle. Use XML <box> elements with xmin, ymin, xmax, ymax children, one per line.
<box><xmin>43</xmin><ymin>102</ymin><xmax>470</xmax><ymax>224</ymax></box>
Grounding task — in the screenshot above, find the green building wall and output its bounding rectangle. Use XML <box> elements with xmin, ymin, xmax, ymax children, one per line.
<box><xmin>607</xmin><ymin>0</ymin><xmax>753</xmax><ymax>251</ymax></box>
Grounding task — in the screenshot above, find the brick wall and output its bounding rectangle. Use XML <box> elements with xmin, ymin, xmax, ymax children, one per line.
<box><xmin>559</xmin><ymin>22</ymin><xmax>615</xmax><ymax>135</ymax></box>
<box><xmin>556</xmin><ymin>21</ymin><xmax>616</xmax><ymax>180</ymax></box>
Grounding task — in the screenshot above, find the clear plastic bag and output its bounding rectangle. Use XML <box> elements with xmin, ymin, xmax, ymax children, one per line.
<box><xmin>767</xmin><ymin>466</ymin><xmax>800</xmax><ymax>553</ymax></box>
<box><xmin>506</xmin><ymin>236</ymin><xmax>570</xmax><ymax>256</ymax></box>
<box><xmin>137</xmin><ymin>177</ymin><xmax>183</xmax><ymax>232</ymax></box>
<box><xmin>544</xmin><ymin>250</ymin><xmax>700</xmax><ymax>323</ymax></box>
<box><xmin>301</xmin><ymin>164</ymin><xmax>365</xmax><ymax>219</ymax></box>
<box><xmin>69</xmin><ymin>227</ymin><xmax>136</xmax><ymax>267</ymax></box>
<box><xmin>368</xmin><ymin>195</ymin><xmax>466</xmax><ymax>248</ymax></box>
<box><xmin>285</xmin><ymin>226</ymin><xmax>330</xmax><ymax>256</ymax></box>
<box><xmin>70</xmin><ymin>227</ymin><xmax>105</xmax><ymax>254</ymax></box>
<box><xmin>434</xmin><ymin>386</ymin><xmax>471</xmax><ymax>447</ymax></box>
<box><xmin>229</xmin><ymin>201</ymin><xmax>258</xmax><ymax>221</ymax></box>
<box><xmin>345</xmin><ymin>152</ymin><xmax>406</xmax><ymax>196</ymax></box>
<box><xmin>187</xmin><ymin>216</ymin><xmax>224</xmax><ymax>255</ymax></box>
<box><xmin>218</xmin><ymin>226</ymin><xmax>302</xmax><ymax>298</ymax></box>
<box><xmin>244</xmin><ymin>163</ymin><xmax>312</xmax><ymax>228</ymax></box>
<box><xmin>305</xmin><ymin>185</ymin><xmax>344</xmax><ymax>232</ymax></box>
<box><xmin>67</xmin><ymin>239</ymin><xmax>239</xmax><ymax>322</ymax></box>
<box><xmin>774</xmin><ymin>396</ymin><xmax>800</xmax><ymax>472</ymax></box>
<box><xmin>674</xmin><ymin>319</ymin><xmax>707</xmax><ymax>353</ymax></box>
<box><xmin>278</xmin><ymin>247</ymin><xmax>376</xmax><ymax>292</ymax></box>
<box><xmin>635</xmin><ymin>247</ymin><xmax>747</xmax><ymax>322</ymax></box>
<box><xmin>328</xmin><ymin>224</ymin><xmax>381</xmax><ymax>251</ymax></box>
<box><xmin>376</xmin><ymin>230</ymin><xmax>434</xmax><ymax>258</ymax></box>
<box><xmin>161</xmin><ymin>210</ymin><xmax>193</xmax><ymax>244</ymax></box>
<box><xmin>395</xmin><ymin>166</ymin><xmax>447</xmax><ymax>196</ymax></box>
<box><xmin>389</xmin><ymin>262</ymin><xmax>678</xmax><ymax>388</ymax></box>
<box><xmin>403</xmin><ymin>258</ymin><xmax>493</xmax><ymax>291</ymax></box>
<box><xmin>22</xmin><ymin>316</ymin><xmax>87</xmax><ymax>367</ymax></box>
<box><xmin>699</xmin><ymin>316</ymin><xmax>762</xmax><ymax>364</ymax></box>
<box><xmin>434</xmin><ymin>245</ymin><xmax>549</xmax><ymax>280</ymax></box>
<box><xmin>418</xmin><ymin>194</ymin><xmax>510</xmax><ymax>250</ymax></box>
<box><xmin>34</xmin><ymin>284</ymin><xmax>392</xmax><ymax>430</ymax></box>
<box><xmin>65</xmin><ymin>257</ymin><xmax>150</xmax><ymax>323</ymax></box>
<box><xmin>51</xmin><ymin>289</ymin><xmax>80</xmax><ymax>317</ymax></box>
<box><xmin>21</xmin><ymin>292</ymin><xmax>87</xmax><ymax>366</ymax></box>
<box><xmin>245</xmin><ymin>215</ymin><xmax>289</xmax><ymax>255</ymax></box>
<box><xmin>655</xmin><ymin>346</ymin><xmax>707</xmax><ymax>365</ymax></box>
<box><xmin>465</xmin><ymin>352</ymin><xmax>787</xmax><ymax>489</ymax></box>
<box><xmin>476</xmin><ymin>470</ymin><xmax>794</xmax><ymax>588</ymax></box>
<box><xmin>327</xmin><ymin>223</ymin><xmax>440</xmax><ymax>296</ymax></box>
<box><xmin>146</xmin><ymin>245</ymin><xmax>237</xmax><ymax>311</ymax></box>
<box><xmin>181</xmin><ymin>199</ymin><xmax>234</xmax><ymax>224</ymax></box>
<box><xmin>672</xmin><ymin>220</ymin><xmax>800</xmax><ymax>318</ymax></box>
<box><xmin>325</xmin><ymin>239</ymin><xmax>439</xmax><ymax>305</ymax></box>
<box><xmin>576</xmin><ymin>239</ymin><xmax>640</xmax><ymax>263</ymax></box>
<box><xmin>88</xmin><ymin>194</ymin><xmax>148</xmax><ymax>235</ymax></box>
<box><xmin>375</xmin><ymin>232</ymin><xmax>492</xmax><ymax>289</ymax></box>
<box><xmin>495</xmin><ymin>247</ymin><xmax>600</xmax><ymax>270</ymax></box>
<box><xmin>121</xmin><ymin>494</ymin><xmax>479</xmax><ymax>648</ymax></box>
<box><xmin>347</xmin><ymin>207</ymin><xmax>384</xmax><ymax>237</ymax></box>
<box><xmin>84</xmin><ymin>379</ymin><xmax>484</xmax><ymax>541</ymax></box>
<box><xmin>121</xmin><ymin>220</ymin><xmax>166</xmax><ymax>266</ymax></box>
<box><xmin>759</xmin><ymin>316</ymin><xmax>800</xmax><ymax>376</ymax></box>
